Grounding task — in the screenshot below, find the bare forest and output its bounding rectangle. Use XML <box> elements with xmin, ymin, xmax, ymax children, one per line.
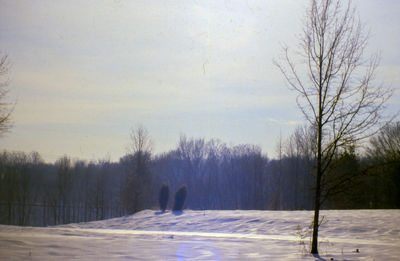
<box><xmin>1</xmin><ymin>123</ymin><xmax>399</xmax><ymax>226</ymax></box>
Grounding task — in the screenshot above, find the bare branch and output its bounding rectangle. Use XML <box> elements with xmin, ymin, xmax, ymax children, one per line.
<box><xmin>0</xmin><ymin>54</ymin><xmax>13</xmax><ymax>136</ymax></box>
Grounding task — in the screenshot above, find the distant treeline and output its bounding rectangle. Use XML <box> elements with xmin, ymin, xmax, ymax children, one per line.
<box><xmin>1</xmin><ymin>123</ymin><xmax>399</xmax><ymax>226</ymax></box>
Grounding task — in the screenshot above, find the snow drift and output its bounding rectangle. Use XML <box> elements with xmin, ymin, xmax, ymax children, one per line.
<box><xmin>0</xmin><ymin>210</ymin><xmax>399</xmax><ymax>260</ymax></box>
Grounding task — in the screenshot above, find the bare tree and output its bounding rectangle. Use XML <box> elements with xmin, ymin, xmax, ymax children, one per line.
<box><xmin>122</xmin><ymin>126</ymin><xmax>153</xmax><ymax>214</ymax></box>
<box><xmin>129</xmin><ymin>125</ymin><xmax>153</xmax><ymax>156</ymax></box>
<box><xmin>368</xmin><ymin>122</ymin><xmax>400</xmax><ymax>161</ymax></box>
<box><xmin>0</xmin><ymin>54</ymin><xmax>13</xmax><ymax>135</ymax></box>
<box><xmin>275</xmin><ymin>0</ymin><xmax>392</xmax><ymax>254</ymax></box>
<box><xmin>55</xmin><ymin>156</ymin><xmax>73</xmax><ymax>224</ymax></box>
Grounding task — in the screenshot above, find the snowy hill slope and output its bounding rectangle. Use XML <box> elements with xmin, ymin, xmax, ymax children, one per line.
<box><xmin>1</xmin><ymin>210</ymin><xmax>399</xmax><ymax>260</ymax></box>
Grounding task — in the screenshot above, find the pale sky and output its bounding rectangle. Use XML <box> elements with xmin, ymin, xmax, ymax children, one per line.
<box><xmin>1</xmin><ymin>0</ymin><xmax>399</xmax><ymax>162</ymax></box>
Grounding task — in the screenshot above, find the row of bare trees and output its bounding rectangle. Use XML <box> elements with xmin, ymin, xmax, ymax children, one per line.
<box><xmin>0</xmin><ymin>152</ymin><xmax>123</xmax><ymax>226</ymax></box>
<box><xmin>0</xmin><ymin>123</ymin><xmax>399</xmax><ymax>226</ymax></box>
<box><xmin>281</xmin><ymin>123</ymin><xmax>400</xmax><ymax>210</ymax></box>
<box><xmin>152</xmin><ymin>136</ymin><xmax>270</xmax><ymax>210</ymax></box>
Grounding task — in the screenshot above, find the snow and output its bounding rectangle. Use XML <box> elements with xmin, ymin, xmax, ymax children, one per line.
<box><xmin>0</xmin><ymin>210</ymin><xmax>399</xmax><ymax>260</ymax></box>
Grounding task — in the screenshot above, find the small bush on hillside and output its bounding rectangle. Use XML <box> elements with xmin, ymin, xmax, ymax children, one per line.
<box><xmin>158</xmin><ymin>184</ymin><xmax>170</xmax><ymax>212</ymax></box>
<box><xmin>173</xmin><ymin>185</ymin><xmax>188</xmax><ymax>211</ymax></box>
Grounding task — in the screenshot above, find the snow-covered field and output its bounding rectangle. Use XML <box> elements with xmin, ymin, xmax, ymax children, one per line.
<box><xmin>0</xmin><ymin>210</ymin><xmax>399</xmax><ymax>260</ymax></box>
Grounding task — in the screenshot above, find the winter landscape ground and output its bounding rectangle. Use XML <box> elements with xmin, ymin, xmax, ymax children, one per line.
<box><xmin>0</xmin><ymin>210</ymin><xmax>399</xmax><ymax>260</ymax></box>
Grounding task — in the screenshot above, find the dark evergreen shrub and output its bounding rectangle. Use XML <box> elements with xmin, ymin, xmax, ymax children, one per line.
<box><xmin>173</xmin><ymin>185</ymin><xmax>188</xmax><ymax>211</ymax></box>
<box><xmin>158</xmin><ymin>183</ymin><xmax>170</xmax><ymax>212</ymax></box>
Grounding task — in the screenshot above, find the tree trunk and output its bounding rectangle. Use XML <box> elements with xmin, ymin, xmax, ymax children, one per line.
<box><xmin>311</xmin><ymin>136</ymin><xmax>322</xmax><ymax>253</ymax></box>
<box><xmin>311</xmin><ymin>169</ymin><xmax>321</xmax><ymax>254</ymax></box>
<box><xmin>312</xmin><ymin>78</ymin><xmax>323</xmax><ymax>254</ymax></box>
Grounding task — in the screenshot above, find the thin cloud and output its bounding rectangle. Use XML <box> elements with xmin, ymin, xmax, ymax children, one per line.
<box><xmin>267</xmin><ymin>118</ymin><xmax>303</xmax><ymax>126</ymax></box>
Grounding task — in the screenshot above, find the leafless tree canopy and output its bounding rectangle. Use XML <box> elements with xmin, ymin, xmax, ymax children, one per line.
<box><xmin>368</xmin><ymin>122</ymin><xmax>400</xmax><ymax>161</ymax></box>
<box><xmin>130</xmin><ymin>125</ymin><xmax>153</xmax><ymax>155</ymax></box>
<box><xmin>275</xmin><ymin>0</ymin><xmax>391</xmax><ymax>162</ymax></box>
<box><xmin>0</xmin><ymin>54</ymin><xmax>13</xmax><ymax>135</ymax></box>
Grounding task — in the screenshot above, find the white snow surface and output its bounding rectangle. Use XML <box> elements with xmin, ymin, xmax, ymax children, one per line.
<box><xmin>1</xmin><ymin>210</ymin><xmax>399</xmax><ymax>260</ymax></box>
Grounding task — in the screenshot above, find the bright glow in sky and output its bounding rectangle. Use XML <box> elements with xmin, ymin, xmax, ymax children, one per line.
<box><xmin>1</xmin><ymin>0</ymin><xmax>399</xmax><ymax>162</ymax></box>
